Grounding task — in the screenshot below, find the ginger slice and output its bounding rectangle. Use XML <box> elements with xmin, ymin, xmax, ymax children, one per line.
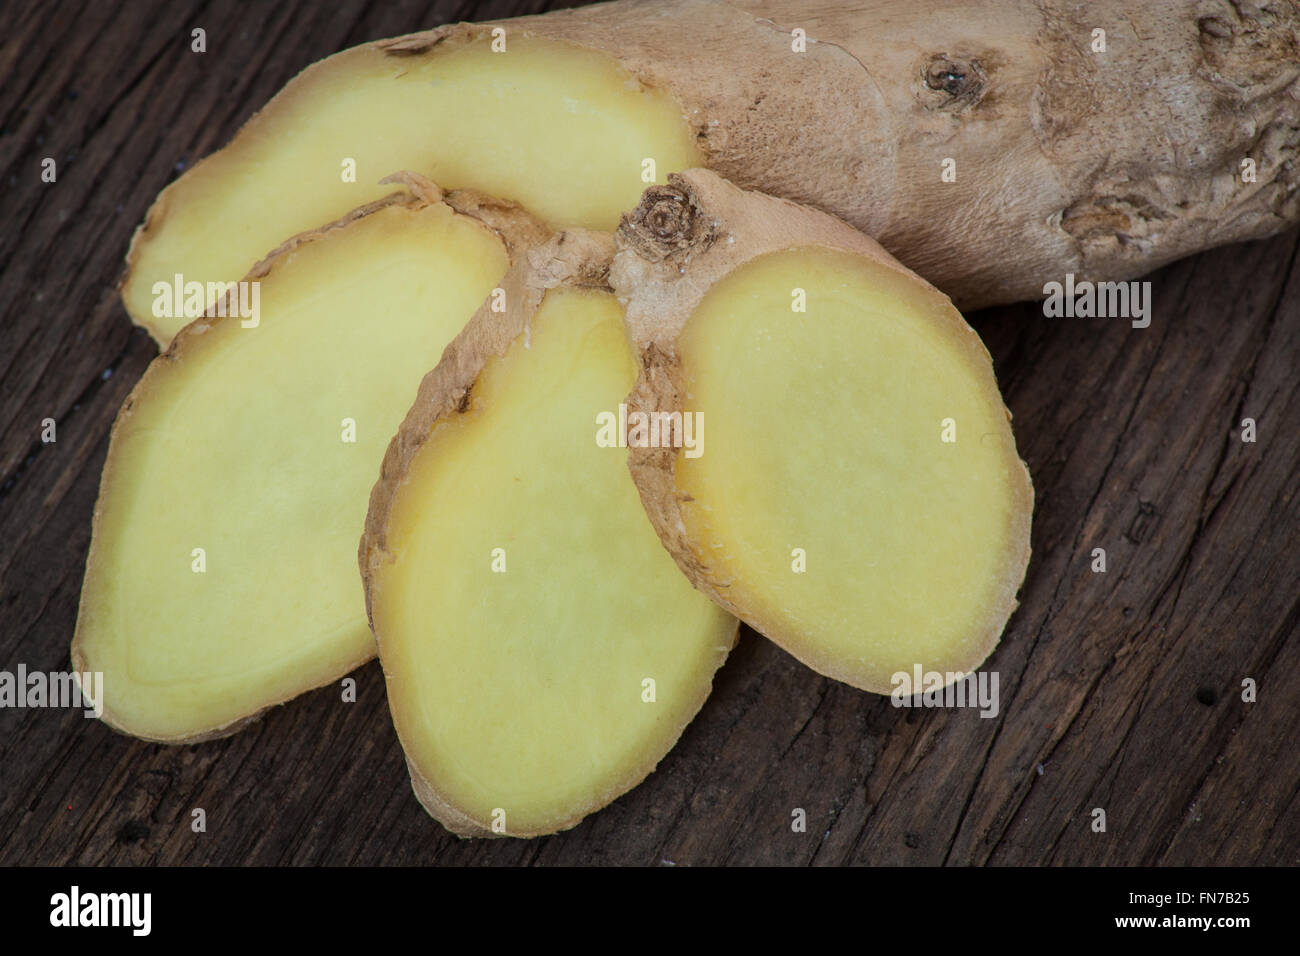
<box><xmin>612</xmin><ymin>170</ymin><xmax>1033</xmax><ymax>694</ymax></box>
<box><xmin>123</xmin><ymin>32</ymin><xmax>699</xmax><ymax>342</ymax></box>
<box><xmin>361</xmin><ymin>232</ymin><xmax>737</xmax><ymax>837</ymax></box>
<box><xmin>73</xmin><ymin>181</ymin><xmax>540</xmax><ymax>742</ymax></box>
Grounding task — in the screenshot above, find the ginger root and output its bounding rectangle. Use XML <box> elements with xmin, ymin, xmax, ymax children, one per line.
<box><xmin>123</xmin><ymin>33</ymin><xmax>698</xmax><ymax>342</ymax></box>
<box><xmin>123</xmin><ymin>0</ymin><xmax>1300</xmax><ymax>339</ymax></box>
<box><xmin>360</xmin><ymin>231</ymin><xmax>737</xmax><ymax>837</ymax></box>
<box><xmin>74</xmin><ymin>179</ymin><xmax>541</xmax><ymax>742</ymax></box>
<box><xmin>612</xmin><ymin>170</ymin><xmax>1034</xmax><ymax>692</ymax></box>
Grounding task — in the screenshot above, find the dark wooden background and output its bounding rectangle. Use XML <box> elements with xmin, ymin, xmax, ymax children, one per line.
<box><xmin>1</xmin><ymin>0</ymin><xmax>1297</xmax><ymax>867</ymax></box>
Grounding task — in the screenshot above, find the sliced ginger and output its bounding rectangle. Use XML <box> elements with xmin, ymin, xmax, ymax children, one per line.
<box><xmin>73</xmin><ymin>184</ymin><xmax>526</xmax><ymax>742</ymax></box>
<box><xmin>361</xmin><ymin>233</ymin><xmax>736</xmax><ymax>837</ymax></box>
<box><xmin>613</xmin><ymin>171</ymin><xmax>1033</xmax><ymax>693</ymax></box>
<box><xmin>124</xmin><ymin>32</ymin><xmax>699</xmax><ymax>341</ymax></box>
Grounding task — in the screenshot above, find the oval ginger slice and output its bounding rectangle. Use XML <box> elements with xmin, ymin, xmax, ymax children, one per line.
<box><xmin>613</xmin><ymin>171</ymin><xmax>1034</xmax><ymax>694</ymax></box>
<box><xmin>361</xmin><ymin>232</ymin><xmax>737</xmax><ymax>837</ymax></box>
<box><xmin>73</xmin><ymin>184</ymin><xmax>532</xmax><ymax>742</ymax></box>
<box><xmin>123</xmin><ymin>31</ymin><xmax>700</xmax><ymax>342</ymax></box>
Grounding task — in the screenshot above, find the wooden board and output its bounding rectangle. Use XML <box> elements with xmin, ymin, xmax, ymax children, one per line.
<box><xmin>1</xmin><ymin>0</ymin><xmax>1296</xmax><ymax>866</ymax></box>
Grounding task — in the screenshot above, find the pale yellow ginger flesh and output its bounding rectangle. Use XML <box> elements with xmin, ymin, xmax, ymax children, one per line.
<box><xmin>74</xmin><ymin>202</ymin><xmax>509</xmax><ymax>741</ymax></box>
<box><xmin>125</xmin><ymin>34</ymin><xmax>699</xmax><ymax>341</ymax></box>
<box><xmin>371</xmin><ymin>289</ymin><xmax>734</xmax><ymax>837</ymax></box>
<box><xmin>672</xmin><ymin>247</ymin><xmax>1031</xmax><ymax>693</ymax></box>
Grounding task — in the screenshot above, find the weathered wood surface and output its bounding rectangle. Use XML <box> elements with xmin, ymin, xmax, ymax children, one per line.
<box><xmin>1</xmin><ymin>0</ymin><xmax>1296</xmax><ymax>866</ymax></box>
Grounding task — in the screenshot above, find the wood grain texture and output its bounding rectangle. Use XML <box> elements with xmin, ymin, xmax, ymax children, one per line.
<box><xmin>1</xmin><ymin>0</ymin><xmax>1296</xmax><ymax>866</ymax></box>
